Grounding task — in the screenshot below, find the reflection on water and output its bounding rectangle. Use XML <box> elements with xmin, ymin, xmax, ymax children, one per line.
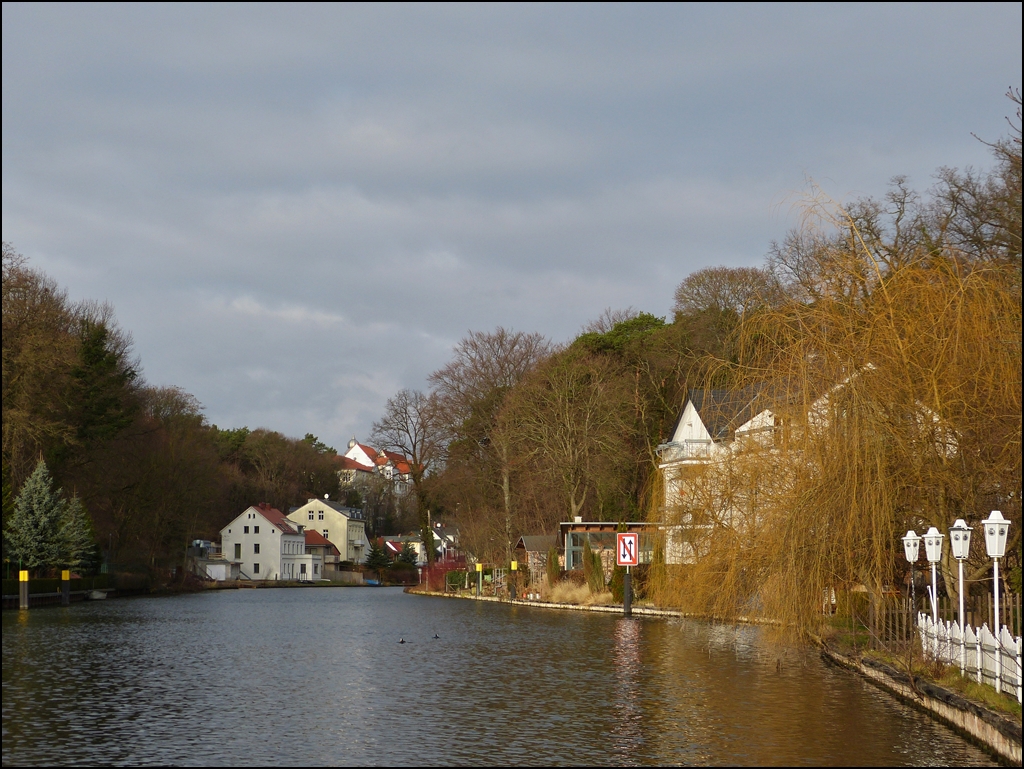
<box><xmin>611</xmin><ymin>619</ymin><xmax>643</xmax><ymax>765</ymax></box>
<box><xmin>2</xmin><ymin>589</ymin><xmax>998</xmax><ymax>766</ymax></box>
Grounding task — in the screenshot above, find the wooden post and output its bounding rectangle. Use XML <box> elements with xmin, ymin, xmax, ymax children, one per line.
<box><xmin>19</xmin><ymin>570</ymin><xmax>29</xmax><ymax>610</ymax></box>
<box><xmin>61</xmin><ymin>569</ymin><xmax>71</xmax><ymax>606</ymax></box>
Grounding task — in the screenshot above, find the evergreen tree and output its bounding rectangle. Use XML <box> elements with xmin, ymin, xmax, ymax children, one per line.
<box><xmin>364</xmin><ymin>538</ymin><xmax>390</xmax><ymax>582</ymax></box>
<box><xmin>59</xmin><ymin>495</ymin><xmax>95</xmax><ymax>571</ymax></box>
<box><xmin>397</xmin><ymin>541</ymin><xmax>418</xmax><ymax>565</ymax></box>
<box><xmin>582</xmin><ymin>536</ymin><xmax>605</xmax><ymax>593</ymax></box>
<box><xmin>6</xmin><ymin>460</ymin><xmax>65</xmax><ymax>572</ymax></box>
<box><xmin>546</xmin><ymin>546</ymin><xmax>560</xmax><ymax>587</ymax></box>
<box><xmin>2</xmin><ymin>463</ymin><xmax>13</xmax><ymax>562</ymax></box>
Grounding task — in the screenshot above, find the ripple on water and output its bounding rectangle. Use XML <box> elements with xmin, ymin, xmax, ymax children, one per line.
<box><xmin>2</xmin><ymin>589</ymin><xmax>1000</xmax><ymax>766</ymax></box>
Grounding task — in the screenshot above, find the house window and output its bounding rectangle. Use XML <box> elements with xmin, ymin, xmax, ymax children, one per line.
<box><xmin>318</xmin><ymin>510</ymin><xmax>324</xmax><ymax>520</ymax></box>
<box><xmin>244</xmin><ymin>525</ymin><xmax>249</xmax><ymax>534</ymax></box>
<box><xmin>253</xmin><ymin>563</ymin><xmax>260</xmax><ymax>573</ymax></box>
<box><xmin>300</xmin><ymin>564</ymin><xmax>307</xmax><ymax>574</ymax></box>
<box><xmin>254</xmin><ymin>543</ymin><xmax>260</xmax><ymax>554</ymax></box>
<box><xmin>254</xmin><ymin>526</ymin><xmax>260</xmax><ymax>534</ymax></box>
<box><xmin>308</xmin><ymin>512</ymin><xmax>314</xmax><ymax>520</ymax></box>
<box><xmin>323</xmin><ymin>530</ymin><xmax>329</xmax><ymax>540</ymax></box>
<box><xmin>234</xmin><ymin>543</ymin><xmax>241</xmax><ymax>559</ymax></box>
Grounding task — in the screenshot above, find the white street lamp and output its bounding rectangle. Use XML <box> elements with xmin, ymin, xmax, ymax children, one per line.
<box><xmin>949</xmin><ymin>519</ymin><xmax>971</xmax><ymax>630</ymax></box>
<box><xmin>949</xmin><ymin>519</ymin><xmax>971</xmax><ymax>673</ymax></box>
<box><xmin>902</xmin><ymin>530</ymin><xmax>921</xmax><ymax>620</ymax></box>
<box><xmin>983</xmin><ymin>510</ymin><xmax>1010</xmax><ymax>627</ymax></box>
<box><xmin>982</xmin><ymin>510</ymin><xmax>1011</xmax><ymax>694</ymax></box>
<box><xmin>922</xmin><ymin>527</ymin><xmax>944</xmax><ymax>624</ymax></box>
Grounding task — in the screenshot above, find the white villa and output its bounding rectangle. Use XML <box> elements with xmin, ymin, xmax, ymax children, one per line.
<box><xmin>287</xmin><ymin>498</ymin><xmax>369</xmax><ymax>563</ymax></box>
<box><xmin>220</xmin><ymin>503</ymin><xmax>320</xmax><ymax>581</ymax></box>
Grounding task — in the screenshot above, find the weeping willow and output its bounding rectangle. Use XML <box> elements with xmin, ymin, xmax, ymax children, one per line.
<box><xmin>651</xmin><ymin>204</ymin><xmax>1022</xmax><ymax>637</ymax></box>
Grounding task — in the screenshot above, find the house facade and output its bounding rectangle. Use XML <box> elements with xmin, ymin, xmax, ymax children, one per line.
<box><xmin>342</xmin><ymin>438</ymin><xmax>414</xmax><ymax>488</ymax></box>
<box><xmin>220</xmin><ymin>503</ymin><xmax>318</xmax><ymax>581</ymax></box>
<box><xmin>287</xmin><ymin>498</ymin><xmax>369</xmax><ymax>563</ymax></box>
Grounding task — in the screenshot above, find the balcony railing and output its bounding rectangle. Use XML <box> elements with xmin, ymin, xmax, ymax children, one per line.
<box><xmin>657</xmin><ymin>440</ymin><xmax>714</xmax><ymax>462</ymax></box>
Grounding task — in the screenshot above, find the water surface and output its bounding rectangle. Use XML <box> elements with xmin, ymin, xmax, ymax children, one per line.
<box><xmin>1</xmin><ymin>588</ymin><xmax>997</xmax><ymax>766</ymax></box>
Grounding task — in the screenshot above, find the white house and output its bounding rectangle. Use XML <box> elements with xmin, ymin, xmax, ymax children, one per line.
<box><xmin>287</xmin><ymin>498</ymin><xmax>369</xmax><ymax>563</ymax></box>
<box><xmin>656</xmin><ymin>373</ymin><xmax>959</xmax><ymax>563</ymax></box>
<box><xmin>657</xmin><ymin>387</ymin><xmax>773</xmax><ymax>504</ymax></box>
<box><xmin>220</xmin><ymin>503</ymin><xmax>319</xmax><ymax>581</ymax></box>
<box><xmin>342</xmin><ymin>438</ymin><xmax>414</xmax><ymax>489</ymax></box>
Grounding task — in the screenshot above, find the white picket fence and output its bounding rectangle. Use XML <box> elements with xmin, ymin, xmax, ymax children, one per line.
<box><xmin>917</xmin><ymin>612</ymin><xmax>1023</xmax><ymax>704</ymax></box>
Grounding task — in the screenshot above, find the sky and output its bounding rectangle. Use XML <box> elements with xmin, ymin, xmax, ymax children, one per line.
<box><xmin>3</xmin><ymin>3</ymin><xmax>1021</xmax><ymax>450</ymax></box>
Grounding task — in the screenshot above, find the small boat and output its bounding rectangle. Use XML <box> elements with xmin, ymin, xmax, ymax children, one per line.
<box><xmin>87</xmin><ymin>590</ymin><xmax>108</xmax><ymax>600</ymax></box>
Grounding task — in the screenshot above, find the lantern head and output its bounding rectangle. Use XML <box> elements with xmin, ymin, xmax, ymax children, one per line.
<box><xmin>902</xmin><ymin>530</ymin><xmax>920</xmax><ymax>563</ymax></box>
<box><xmin>923</xmin><ymin>527</ymin><xmax>944</xmax><ymax>564</ymax></box>
<box><xmin>949</xmin><ymin>519</ymin><xmax>971</xmax><ymax>561</ymax></box>
<box><xmin>982</xmin><ymin>510</ymin><xmax>1010</xmax><ymax>559</ymax></box>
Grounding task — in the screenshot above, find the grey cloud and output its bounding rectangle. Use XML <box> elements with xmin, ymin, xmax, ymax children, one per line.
<box><xmin>3</xmin><ymin>3</ymin><xmax>1020</xmax><ymax>450</ymax></box>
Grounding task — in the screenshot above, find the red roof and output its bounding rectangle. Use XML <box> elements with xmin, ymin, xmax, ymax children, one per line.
<box><xmin>345</xmin><ymin>441</ymin><xmax>415</xmax><ymax>476</ymax></box>
<box><xmin>305</xmin><ymin>529</ymin><xmax>340</xmax><ymax>556</ymax></box>
<box><xmin>333</xmin><ymin>455</ymin><xmax>374</xmax><ymax>472</ymax></box>
<box><xmin>253</xmin><ymin>503</ymin><xmax>299</xmax><ymax>534</ymax></box>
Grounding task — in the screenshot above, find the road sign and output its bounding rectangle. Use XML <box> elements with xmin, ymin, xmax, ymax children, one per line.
<box><xmin>616</xmin><ymin>532</ymin><xmax>639</xmax><ymax>567</ymax></box>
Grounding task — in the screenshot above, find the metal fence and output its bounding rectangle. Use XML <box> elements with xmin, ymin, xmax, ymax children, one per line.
<box><xmin>917</xmin><ymin>612</ymin><xmax>1023</xmax><ymax>704</ymax></box>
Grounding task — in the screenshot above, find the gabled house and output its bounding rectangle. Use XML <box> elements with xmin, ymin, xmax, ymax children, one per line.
<box><xmin>657</xmin><ymin>388</ymin><xmax>774</xmax><ymax>517</ymax></box>
<box><xmin>382</xmin><ymin>525</ymin><xmax>460</xmax><ymax>566</ymax></box>
<box><xmin>513</xmin><ymin>534</ymin><xmax>559</xmax><ymax>584</ymax></box>
<box><xmin>342</xmin><ymin>437</ymin><xmax>414</xmax><ymax>487</ymax></box>
<box><xmin>220</xmin><ymin>503</ymin><xmax>318</xmax><ymax>581</ymax></box>
<box><xmin>656</xmin><ymin>371</ymin><xmax>960</xmax><ymax>564</ymax></box>
<box><xmin>286</xmin><ymin>498</ymin><xmax>369</xmax><ymax>563</ymax></box>
<box><xmin>303</xmin><ymin>529</ymin><xmax>340</xmax><ymax>580</ymax></box>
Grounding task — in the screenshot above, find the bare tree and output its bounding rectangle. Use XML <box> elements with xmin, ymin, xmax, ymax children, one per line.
<box><xmin>582</xmin><ymin>307</ymin><xmax>641</xmax><ymax>334</ymax></box>
<box><xmin>371</xmin><ymin>389</ymin><xmax>445</xmax><ymax>564</ymax></box>
<box><xmin>672</xmin><ymin>266</ymin><xmax>780</xmax><ymax>320</ymax></box>
<box><xmin>428</xmin><ymin>327</ymin><xmax>551</xmax><ymax>558</ymax></box>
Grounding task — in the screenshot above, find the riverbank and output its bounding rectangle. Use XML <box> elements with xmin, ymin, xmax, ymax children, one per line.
<box><xmin>411</xmin><ymin>587</ymin><xmax>1021</xmax><ymax>765</ymax></box>
<box><xmin>818</xmin><ymin>644</ymin><xmax>1021</xmax><ymax>764</ymax></box>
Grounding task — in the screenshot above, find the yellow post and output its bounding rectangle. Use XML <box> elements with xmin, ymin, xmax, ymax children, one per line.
<box><xmin>61</xmin><ymin>570</ymin><xmax>71</xmax><ymax>606</ymax></box>
<box><xmin>476</xmin><ymin>562</ymin><xmax>483</xmax><ymax>596</ymax></box>
<box><xmin>19</xmin><ymin>570</ymin><xmax>29</xmax><ymax>610</ymax></box>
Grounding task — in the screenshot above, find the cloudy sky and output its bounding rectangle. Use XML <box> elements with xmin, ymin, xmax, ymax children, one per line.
<box><xmin>3</xmin><ymin>4</ymin><xmax>1020</xmax><ymax>449</ymax></box>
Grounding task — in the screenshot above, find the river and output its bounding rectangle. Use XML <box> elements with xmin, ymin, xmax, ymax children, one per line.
<box><xmin>1</xmin><ymin>587</ymin><xmax>997</xmax><ymax>766</ymax></box>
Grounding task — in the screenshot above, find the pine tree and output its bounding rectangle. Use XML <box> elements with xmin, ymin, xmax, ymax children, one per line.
<box><xmin>59</xmin><ymin>495</ymin><xmax>95</xmax><ymax>571</ymax></box>
<box><xmin>364</xmin><ymin>538</ymin><xmax>391</xmax><ymax>582</ymax></box>
<box><xmin>397</xmin><ymin>541</ymin><xmax>418</xmax><ymax>565</ymax></box>
<box><xmin>6</xmin><ymin>460</ymin><xmax>65</xmax><ymax>572</ymax></box>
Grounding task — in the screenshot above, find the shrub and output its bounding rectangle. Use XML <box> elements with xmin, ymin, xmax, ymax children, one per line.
<box><xmin>546</xmin><ymin>547</ymin><xmax>560</xmax><ymax>587</ymax></box>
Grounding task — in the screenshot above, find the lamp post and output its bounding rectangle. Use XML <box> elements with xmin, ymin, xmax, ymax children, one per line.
<box><xmin>902</xmin><ymin>530</ymin><xmax>920</xmax><ymax>637</ymax></box>
<box><xmin>949</xmin><ymin>519</ymin><xmax>971</xmax><ymax>632</ymax></box>
<box><xmin>922</xmin><ymin>527</ymin><xmax>944</xmax><ymax>625</ymax></box>
<box><xmin>982</xmin><ymin>510</ymin><xmax>1010</xmax><ymax>694</ymax></box>
<box><xmin>949</xmin><ymin>519</ymin><xmax>971</xmax><ymax>673</ymax></box>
